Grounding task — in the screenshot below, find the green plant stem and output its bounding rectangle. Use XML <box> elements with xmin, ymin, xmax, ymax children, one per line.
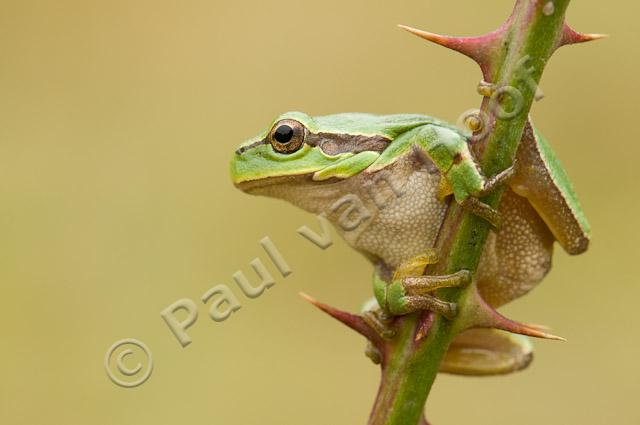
<box><xmin>368</xmin><ymin>1</ymin><xmax>572</xmax><ymax>424</ymax></box>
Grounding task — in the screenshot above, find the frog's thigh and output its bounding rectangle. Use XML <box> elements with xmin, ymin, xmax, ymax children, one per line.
<box><xmin>477</xmin><ymin>188</ymin><xmax>554</xmax><ymax>307</ymax></box>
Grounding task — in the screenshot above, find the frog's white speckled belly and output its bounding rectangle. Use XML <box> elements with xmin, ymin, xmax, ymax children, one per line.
<box><xmin>352</xmin><ymin>154</ymin><xmax>446</xmax><ymax>269</ymax></box>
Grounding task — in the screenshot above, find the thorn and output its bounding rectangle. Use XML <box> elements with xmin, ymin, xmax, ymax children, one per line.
<box><xmin>492</xmin><ymin>314</ymin><xmax>566</xmax><ymax>341</ymax></box>
<box><xmin>465</xmin><ymin>288</ymin><xmax>566</xmax><ymax>341</ymax></box>
<box><xmin>299</xmin><ymin>292</ymin><xmax>382</xmax><ymax>345</ymax></box>
<box><xmin>581</xmin><ymin>33</ymin><xmax>609</xmax><ymax>42</ymax></box>
<box><xmin>558</xmin><ymin>23</ymin><xmax>608</xmax><ymax>48</ymax></box>
<box><xmin>398</xmin><ymin>24</ymin><xmax>504</xmax><ymax>78</ymax></box>
<box><xmin>398</xmin><ymin>4</ymin><xmax>517</xmax><ymax>81</ymax></box>
<box><xmin>415</xmin><ymin>311</ymin><xmax>436</xmax><ymax>342</ymax></box>
<box><xmin>525</xmin><ymin>323</ymin><xmax>552</xmax><ymax>331</ymax></box>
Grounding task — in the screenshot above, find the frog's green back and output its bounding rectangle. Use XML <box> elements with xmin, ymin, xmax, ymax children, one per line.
<box><xmin>312</xmin><ymin>113</ymin><xmax>451</xmax><ymax>139</ymax></box>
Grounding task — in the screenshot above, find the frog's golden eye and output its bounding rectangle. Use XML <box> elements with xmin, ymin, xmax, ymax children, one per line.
<box><xmin>269</xmin><ymin>119</ymin><xmax>306</xmax><ymax>154</ymax></box>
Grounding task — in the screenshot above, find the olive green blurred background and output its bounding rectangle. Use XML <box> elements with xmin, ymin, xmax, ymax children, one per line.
<box><xmin>1</xmin><ymin>1</ymin><xmax>637</xmax><ymax>424</ymax></box>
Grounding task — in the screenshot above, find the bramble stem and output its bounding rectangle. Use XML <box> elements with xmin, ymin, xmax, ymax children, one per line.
<box><xmin>368</xmin><ymin>1</ymin><xmax>572</xmax><ymax>424</ymax></box>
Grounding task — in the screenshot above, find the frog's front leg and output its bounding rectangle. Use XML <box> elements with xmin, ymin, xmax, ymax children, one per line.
<box><xmin>364</xmin><ymin>252</ymin><xmax>472</xmax><ymax>341</ymax></box>
<box><xmin>450</xmin><ymin>161</ymin><xmax>517</xmax><ymax>229</ymax></box>
<box><xmin>414</xmin><ymin>125</ymin><xmax>516</xmax><ymax>228</ymax></box>
<box><xmin>462</xmin><ymin>161</ymin><xmax>520</xmax><ymax>229</ymax></box>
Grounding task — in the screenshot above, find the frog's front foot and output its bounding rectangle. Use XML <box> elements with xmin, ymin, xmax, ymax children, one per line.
<box><xmin>461</xmin><ymin>197</ymin><xmax>503</xmax><ymax>229</ymax></box>
<box><xmin>462</xmin><ymin>160</ymin><xmax>518</xmax><ymax>229</ymax></box>
<box><xmin>478</xmin><ymin>160</ymin><xmax>518</xmax><ymax>197</ymax></box>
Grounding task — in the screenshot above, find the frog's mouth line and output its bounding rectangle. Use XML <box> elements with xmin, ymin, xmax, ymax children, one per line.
<box><xmin>234</xmin><ymin>173</ymin><xmax>309</xmax><ymax>193</ymax></box>
<box><xmin>234</xmin><ymin>173</ymin><xmax>346</xmax><ymax>194</ymax></box>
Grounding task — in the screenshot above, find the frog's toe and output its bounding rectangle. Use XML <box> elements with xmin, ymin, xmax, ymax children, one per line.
<box><xmin>391</xmin><ymin>270</ymin><xmax>473</xmax><ymax>320</ymax></box>
<box><xmin>461</xmin><ymin>197</ymin><xmax>502</xmax><ymax>230</ymax></box>
<box><xmin>362</xmin><ymin>309</ymin><xmax>396</xmax><ymax>340</ymax></box>
<box><xmin>479</xmin><ymin>161</ymin><xmax>518</xmax><ymax>196</ymax></box>
<box><xmin>364</xmin><ymin>341</ymin><xmax>382</xmax><ymax>365</ymax></box>
<box><xmin>400</xmin><ymin>295</ymin><xmax>458</xmax><ymax>320</ymax></box>
<box><xmin>393</xmin><ymin>249</ymin><xmax>439</xmax><ymax>281</ymax></box>
<box><xmin>403</xmin><ymin>270</ymin><xmax>472</xmax><ymax>294</ymax></box>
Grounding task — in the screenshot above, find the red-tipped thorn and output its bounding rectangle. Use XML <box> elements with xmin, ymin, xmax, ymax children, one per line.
<box><xmin>415</xmin><ymin>311</ymin><xmax>436</xmax><ymax>342</ymax></box>
<box><xmin>491</xmin><ymin>314</ymin><xmax>566</xmax><ymax>341</ymax></box>
<box><xmin>558</xmin><ymin>23</ymin><xmax>608</xmax><ymax>48</ymax></box>
<box><xmin>525</xmin><ymin>323</ymin><xmax>553</xmax><ymax>332</ymax></box>
<box><xmin>398</xmin><ymin>24</ymin><xmax>506</xmax><ymax>79</ymax></box>
<box><xmin>299</xmin><ymin>292</ymin><xmax>382</xmax><ymax>344</ymax></box>
<box><xmin>467</xmin><ymin>289</ymin><xmax>566</xmax><ymax>341</ymax></box>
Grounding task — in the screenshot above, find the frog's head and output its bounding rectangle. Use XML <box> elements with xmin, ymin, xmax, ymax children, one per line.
<box><xmin>230</xmin><ymin>111</ymin><xmax>438</xmax><ymax>213</ymax></box>
<box><xmin>232</xmin><ymin>112</ymin><xmax>332</xmax><ymax>189</ymax></box>
<box><xmin>231</xmin><ymin>112</ymin><xmax>382</xmax><ymax>210</ymax></box>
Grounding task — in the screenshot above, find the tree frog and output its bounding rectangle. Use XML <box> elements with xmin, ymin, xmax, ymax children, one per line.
<box><xmin>230</xmin><ymin>112</ymin><xmax>590</xmax><ymax>375</ymax></box>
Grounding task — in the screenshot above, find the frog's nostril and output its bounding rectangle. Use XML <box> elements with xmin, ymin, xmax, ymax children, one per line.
<box><xmin>235</xmin><ymin>147</ymin><xmax>244</xmax><ymax>156</ymax></box>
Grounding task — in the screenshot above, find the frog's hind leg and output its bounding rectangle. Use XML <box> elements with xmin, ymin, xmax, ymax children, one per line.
<box><xmin>363</xmin><ymin>273</ymin><xmax>470</xmax><ymax>339</ymax></box>
<box><xmin>401</xmin><ymin>270</ymin><xmax>473</xmax><ymax>319</ymax></box>
<box><xmin>362</xmin><ymin>255</ymin><xmax>473</xmax><ymax>362</ymax></box>
<box><xmin>366</xmin><ymin>252</ymin><xmax>441</xmax><ymax>339</ymax></box>
<box><xmin>398</xmin><ymin>270</ymin><xmax>472</xmax><ymax>319</ymax></box>
<box><xmin>476</xmin><ymin>188</ymin><xmax>554</xmax><ymax>307</ymax></box>
<box><xmin>441</xmin><ymin>328</ymin><xmax>534</xmax><ymax>375</ymax></box>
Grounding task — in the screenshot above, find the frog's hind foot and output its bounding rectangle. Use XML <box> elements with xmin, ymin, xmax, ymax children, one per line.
<box><xmin>403</xmin><ymin>270</ymin><xmax>473</xmax><ymax>294</ymax></box>
<box><xmin>401</xmin><ymin>270</ymin><xmax>473</xmax><ymax>320</ymax></box>
<box><xmin>361</xmin><ymin>268</ymin><xmax>472</xmax><ymax>363</ymax></box>
<box><xmin>403</xmin><ymin>294</ymin><xmax>458</xmax><ymax>320</ymax></box>
<box><xmin>377</xmin><ymin>253</ymin><xmax>473</xmax><ymax>321</ymax></box>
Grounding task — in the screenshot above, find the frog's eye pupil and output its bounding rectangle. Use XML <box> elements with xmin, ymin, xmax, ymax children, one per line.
<box><xmin>269</xmin><ymin>120</ymin><xmax>305</xmax><ymax>154</ymax></box>
<box><xmin>274</xmin><ymin>125</ymin><xmax>294</xmax><ymax>144</ymax></box>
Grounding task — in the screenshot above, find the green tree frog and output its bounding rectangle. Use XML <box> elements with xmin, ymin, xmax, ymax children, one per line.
<box><xmin>230</xmin><ymin>112</ymin><xmax>589</xmax><ymax>375</ymax></box>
